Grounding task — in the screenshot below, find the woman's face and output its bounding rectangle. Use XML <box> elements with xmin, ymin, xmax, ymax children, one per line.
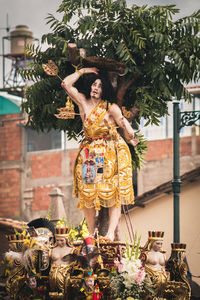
<box><xmin>152</xmin><ymin>240</ymin><xmax>163</xmax><ymax>252</ymax></box>
<box><xmin>90</xmin><ymin>79</ymin><xmax>102</xmax><ymax>100</ymax></box>
<box><xmin>56</xmin><ymin>237</ymin><xmax>66</xmax><ymax>247</ymax></box>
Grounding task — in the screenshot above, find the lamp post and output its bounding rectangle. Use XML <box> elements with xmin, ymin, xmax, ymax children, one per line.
<box><xmin>172</xmin><ymin>101</ymin><xmax>200</xmax><ymax>242</ymax></box>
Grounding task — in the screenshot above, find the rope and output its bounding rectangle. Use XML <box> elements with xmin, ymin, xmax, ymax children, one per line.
<box><xmin>122</xmin><ymin>205</ymin><xmax>133</xmax><ymax>244</ymax></box>
<box><xmin>125</xmin><ymin>204</ymin><xmax>135</xmax><ymax>241</ymax></box>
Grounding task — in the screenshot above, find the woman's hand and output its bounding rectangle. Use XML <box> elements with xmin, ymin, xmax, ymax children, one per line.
<box><xmin>125</xmin><ymin>132</ymin><xmax>139</xmax><ymax>147</ymax></box>
<box><xmin>80</xmin><ymin>67</ymin><xmax>99</xmax><ymax>75</ymax></box>
<box><xmin>128</xmin><ymin>138</ymin><xmax>139</xmax><ymax>147</ymax></box>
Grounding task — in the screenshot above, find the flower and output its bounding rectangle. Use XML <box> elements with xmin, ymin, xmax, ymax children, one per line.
<box><xmin>114</xmin><ymin>258</ymin><xmax>123</xmax><ymax>273</ymax></box>
<box><xmin>110</xmin><ymin>236</ymin><xmax>146</xmax><ymax>300</ymax></box>
<box><xmin>69</xmin><ymin>219</ymin><xmax>89</xmax><ymax>241</ymax></box>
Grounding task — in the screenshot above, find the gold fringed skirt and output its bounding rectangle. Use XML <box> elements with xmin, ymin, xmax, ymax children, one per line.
<box><xmin>73</xmin><ymin>125</ymin><xmax>134</xmax><ymax>210</ymax></box>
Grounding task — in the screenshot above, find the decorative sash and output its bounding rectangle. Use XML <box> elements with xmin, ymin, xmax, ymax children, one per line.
<box><xmin>84</xmin><ymin>100</ymin><xmax>109</xmax><ymax>128</ymax></box>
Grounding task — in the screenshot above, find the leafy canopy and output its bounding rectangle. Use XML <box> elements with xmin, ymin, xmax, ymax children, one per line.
<box><xmin>21</xmin><ymin>0</ymin><xmax>200</xmax><ymax>137</ymax></box>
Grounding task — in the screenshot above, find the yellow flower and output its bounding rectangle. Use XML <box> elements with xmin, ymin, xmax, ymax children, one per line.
<box><xmin>23</xmin><ymin>238</ymin><xmax>36</xmax><ymax>248</ymax></box>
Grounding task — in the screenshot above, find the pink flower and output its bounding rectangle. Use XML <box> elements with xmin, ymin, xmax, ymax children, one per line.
<box><xmin>114</xmin><ymin>259</ymin><xmax>123</xmax><ymax>273</ymax></box>
<box><xmin>134</xmin><ymin>267</ymin><xmax>145</xmax><ymax>286</ymax></box>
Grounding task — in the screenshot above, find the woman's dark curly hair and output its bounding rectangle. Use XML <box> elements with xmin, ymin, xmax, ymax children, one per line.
<box><xmin>80</xmin><ymin>72</ymin><xmax>116</xmax><ymax>103</ymax></box>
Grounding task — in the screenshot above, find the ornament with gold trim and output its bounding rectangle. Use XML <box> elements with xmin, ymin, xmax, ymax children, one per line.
<box><xmin>55</xmin><ymin>218</ymin><xmax>70</xmax><ymax>237</ymax></box>
<box><xmin>141</xmin><ymin>231</ymin><xmax>165</xmax><ymax>252</ymax></box>
<box><xmin>122</xmin><ymin>106</ymin><xmax>133</xmax><ymax>119</ymax></box>
<box><xmin>6</xmin><ymin>232</ymin><xmax>30</xmax><ymax>251</ymax></box>
<box><xmin>6</xmin><ymin>233</ymin><xmax>29</xmax><ymax>243</ymax></box>
<box><xmin>42</xmin><ymin>60</ymin><xmax>62</xmax><ymax>81</ymax></box>
<box><xmin>55</xmin><ymin>226</ymin><xmax>71</xmax><ymax>237</ymax></box>
<box><xmin>148</xmin><ymin>231</ymin><xmax>164</xmax><ymax>241</ymax></box>
<box><xmin>171</xmin><ymin>243</ymin><xmax>186</xmax><ymax>252</ymax></box>
<box><xmin>55</xmin><ymin>96</ymin><xmax>77</xmax><ymax>119</ymax></box>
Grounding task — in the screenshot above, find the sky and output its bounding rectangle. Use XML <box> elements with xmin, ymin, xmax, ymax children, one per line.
<box><xmin>0</xmin><ymin>0</ymin><xmax>199</xmax><ymax>88</ymax></box>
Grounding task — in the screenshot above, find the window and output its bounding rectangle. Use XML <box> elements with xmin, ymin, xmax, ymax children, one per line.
<box><xmin>26</xmin><ymin>128</ymin><xmax>61</xmax><ymax>152</ymax></box>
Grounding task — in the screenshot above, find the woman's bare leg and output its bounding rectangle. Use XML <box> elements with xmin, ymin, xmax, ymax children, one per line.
<box><xmin>83</xmin><ymin>207</ymin><xmax>96</xmax><ymax>236</ymax></box>
<box><xmin>105</xmin><ymin>206</ymin><xmax>121</xmax><ymax>241</ymax></box>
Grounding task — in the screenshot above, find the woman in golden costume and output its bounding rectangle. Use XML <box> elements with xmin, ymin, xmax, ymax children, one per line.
<box><xmin>62</xmin><ymin>54</ymin><xmax>138</xmax><ymax>241</ymax></box>
<box><xmin>140</xmin><ymin>231</ymin><xmax>190</xmax><ymax>299</ymax></box>
<box><xmin>49</xmin><ymin>226</ymin><xmax>75</xmax><ymax>297</ymax></box>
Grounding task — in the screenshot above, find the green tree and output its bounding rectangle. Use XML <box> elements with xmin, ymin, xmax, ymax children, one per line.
<box><xmin>20</xmin><ymin>0</ymin><xmax>200</xmax><ymax>167</ymax></box>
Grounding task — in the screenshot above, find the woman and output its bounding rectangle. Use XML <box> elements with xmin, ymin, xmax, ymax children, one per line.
<box><xmin>49</xmin><ymin>226</ymin><xmax>74</xmax><ymax>295</ymax></box>
<box><xmin>61</xmin><ymin>63</ymin><xmax>138</xmax><ymax>241</ymax></box>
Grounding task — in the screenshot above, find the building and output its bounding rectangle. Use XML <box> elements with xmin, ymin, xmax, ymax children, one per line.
<box><xmin>120</xmin><ymin>167</ymin><xmax>200</xmax><ymax>289</ymax></box>
<box><xmin>0</xmin><ymin>90</ymin><xmax>200</xmax><ymax>224</ymax></box>
<box><xmin>0</xmin><ymin>92</ymin><xmax>81</xmax><ymax>224</ymax></box>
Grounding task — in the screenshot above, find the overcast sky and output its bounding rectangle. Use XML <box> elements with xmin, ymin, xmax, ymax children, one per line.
<box><xmin>0</xmin><ymin>0</ymin><xmax>199</xmax><ymax>87</ymax></box>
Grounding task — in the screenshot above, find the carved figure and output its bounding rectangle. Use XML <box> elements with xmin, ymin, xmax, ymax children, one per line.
<box><xmin>61</xmin><ymin>45</ymin><xmax>139</xmax><ymax>241</ymax></box>
<box><xmin>49</xmin><ymin>225</ymin><xmax>75</xmax><ymax>299</ymax></box>
<box><xmin>5</xmin><ymin>218</ymin><xmax>54</xmax><ymax>299</ymax></box>
<box><xmin>140</xmin><ymin>231</ymin><xmax>191</xmax><ymax>300</ymax></box>
<box><xmin>80</xmin><ymin>271</ymin><xmax>103</xmax><ymax>300</ymax></box>
<box><xmin>166</xmin><ymin>243</ymin><xmax>191</xmax><ymax>300</ymax></box>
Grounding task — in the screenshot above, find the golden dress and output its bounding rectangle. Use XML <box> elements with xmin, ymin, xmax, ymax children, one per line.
<box><xmin>49</xmin><ymin>264</ymin><xmax>71</xmax><ymax>293</ymax></box>
<box><xmin>73</xmin><ymin>100</ymin><xmax>134</xmax><ymax>210</ymax></box>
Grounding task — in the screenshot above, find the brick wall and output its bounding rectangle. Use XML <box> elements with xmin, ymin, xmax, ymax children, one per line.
<box><xmin>31</xmin><ymin>153</ymin><xmax>62</xmax><ymax>178</ymax></box>
<box><xmin>32</xmin><ymin>186</ymin><xmax>53</xmax><ymax>211</ymax></box>
<box><xmin>68</xmin><ymin>151</ymin><xmax>77</xmax><ymax>173</ymax></box>
<box><xmin>27</xmin><ymin>150</ymin><xmax>77</xmax><ymax>217</ymax></box>
<box><xmin>0</xmin><ymin>169</ymin><xmax>21</xmax><ymax>216</ymax></box>
<box><xmin>0</xmin><ymin>114</ymin><xmax>199</xmax><ymax>220</ymax></box>
<box><xmin>0</xmin><ymin>114</ymin><xmax>21</xmax><ymax>161</ymax></box>
<box><xmin>145</xmin><ymin>139</ymin><xmax>173</xmax><ymax>161</ymax></box>
<box><xmin>145</xmin><ymin>136</ymin><xmax>199</xmax><ymax>161</ymax></box>
<box><xmin>0</xmin><ymin>114</ymin><xmax>22</xmax><ymax>217</ymax></box>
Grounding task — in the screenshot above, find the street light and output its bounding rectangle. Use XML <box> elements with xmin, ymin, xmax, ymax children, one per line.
<box><xmin>172</xmin><ymin>101</ymin><xmax>200</xmax><ymax>242</ymax></box>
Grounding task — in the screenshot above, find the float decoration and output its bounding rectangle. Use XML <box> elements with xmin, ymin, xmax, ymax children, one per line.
<box><xmin>42</xmin><ymin>60</ymin><xmax>76</xmax><ymax>119</ymax></box>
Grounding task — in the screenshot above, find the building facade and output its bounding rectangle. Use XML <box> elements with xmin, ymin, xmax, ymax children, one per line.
<box><xmin>0</xmin><ymin>91</ymin><xmax>200</xmax><ymax>227</ymax></box>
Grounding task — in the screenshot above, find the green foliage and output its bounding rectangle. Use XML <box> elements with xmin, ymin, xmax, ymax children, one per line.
<box><xmin>129</xmin><ymin>131</ymin><xmax>147</xmax><ymax>170</ymax></box>
<box><xmin>126</xmin><ymin>231</ymin><xmax>141</xmax><ymax>259</ymax></box>
<box><xmin>19</xmin><ymin>0</ymin><xmax>200</xmax><ymax>167</ymax></box>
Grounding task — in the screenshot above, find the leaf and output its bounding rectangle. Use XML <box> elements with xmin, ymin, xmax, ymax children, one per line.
<box><xmin>19</xmin><ymin>0</ymin><xmax>200</xmax><ymax>148</ymax></box>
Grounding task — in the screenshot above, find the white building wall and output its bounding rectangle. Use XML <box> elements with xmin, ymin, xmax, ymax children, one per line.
<box><xmin>140</xmin><ymin>96</ymin><xmax>200</xmax><ymax>140</ymax></box>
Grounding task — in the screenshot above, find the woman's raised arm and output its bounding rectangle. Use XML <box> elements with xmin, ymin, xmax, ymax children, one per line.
<box><xmin>61</xmin><ymin>67</ymin><xmax>99</xmax><ymax>105</ymax></box>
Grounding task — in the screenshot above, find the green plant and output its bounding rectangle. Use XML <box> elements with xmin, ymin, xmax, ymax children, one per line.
<box><xmin>20</xmin><ymin>0</ymin><xmax>200</xmax><ymax>167</ymax></box>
